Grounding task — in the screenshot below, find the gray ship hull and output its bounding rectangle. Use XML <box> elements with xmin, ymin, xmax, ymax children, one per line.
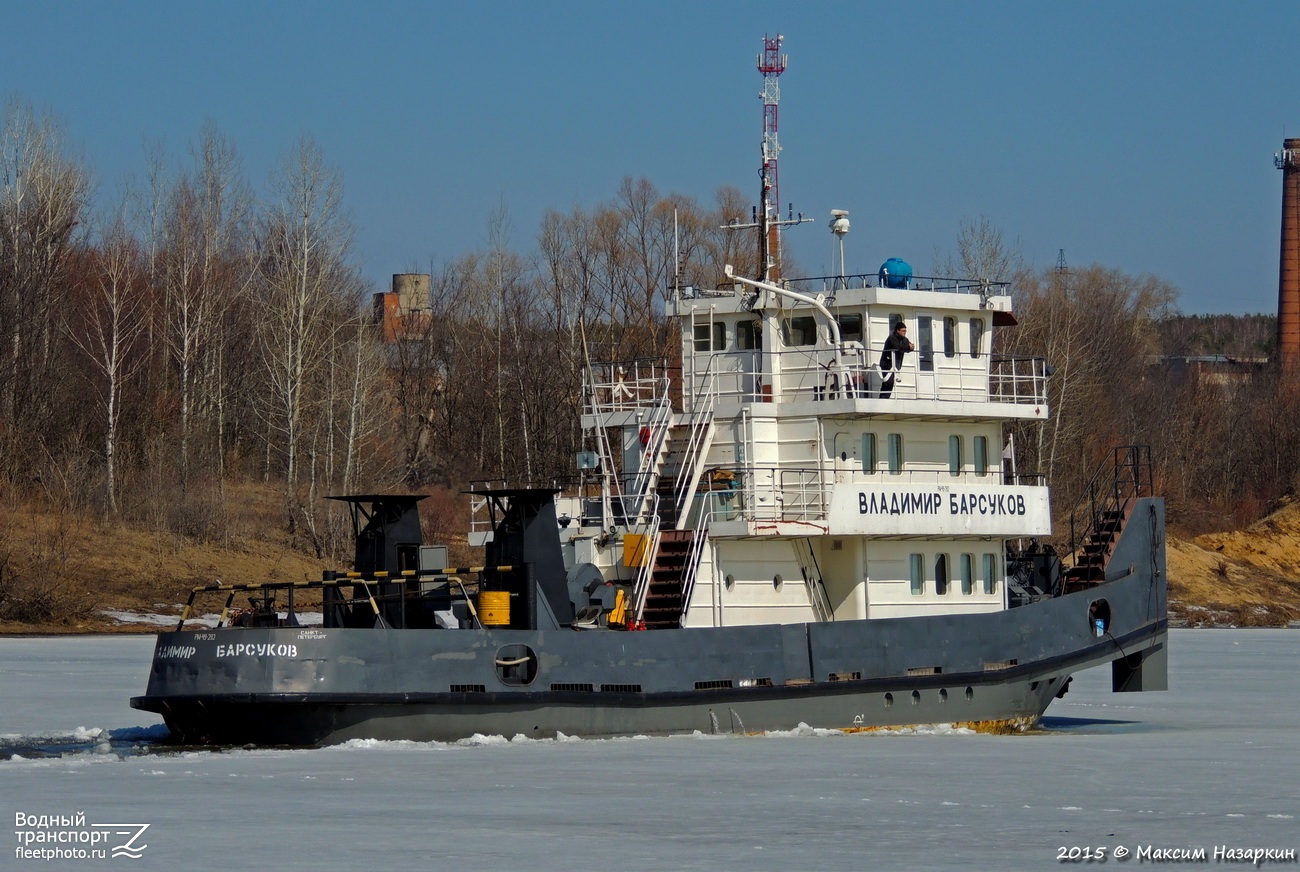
<box><xmin>132</xmin><ymin>541</ymin><xmax>1167</xmax><ymax>745</ymax></box>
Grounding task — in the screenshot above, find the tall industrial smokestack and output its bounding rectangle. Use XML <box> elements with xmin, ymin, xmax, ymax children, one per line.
<box><xmin>1276</xmin><ymin>139</ymin><xmax>1300</xmax><ymax>366</ymax></box>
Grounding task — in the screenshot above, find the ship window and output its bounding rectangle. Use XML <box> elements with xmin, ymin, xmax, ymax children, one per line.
<box><xmin>943</xmin><ymin>317</ymin><xmax>957</xmax><ymax>358</ymax></box>
<box><xmin>781</xmin><ymin>316</ymin><xmax>817</xmax><ymax>347</ymax></box>
<box><xmin>862</xmin><ymin>433</ymin><xmax>877</xmax><ymax>474</ymax></box>
<box><xmin>737</xmin><ymin>319</ymin><xmax>762</xmax><ymax>350</ymax></box>
<box><xmin>935</xmin><ymin>553</ymin><xmax>950</xmax><ymax>595</ymax></box>
<box><xmin>694</xmin><ymin>322</ymin><xmax>726</xmax><ymax>352</ymax></box>
<box><xmin>889</xmin><ymin>313</ymin><xmax>905</xmax><ymax>332</ymax></box>
<box><xmin>909</xmin><ymin>553</ymin><xmax>924</xmax><ymax>595</ymax></box>
<box><xmin>917</xmin><ymin>316</ymin><xmax>934</xmax><ymax>372</ymax></box>
<box><xmin>960</xmin><ymin>553</ymin><xmax>974</xmax><ymax>595</ymax></box>
<box><xmin>969</xmin><ymin>318</ymin><xmax>985</xmax><ymax>358</ymax></box>
<box><xmin>982</xmin><ymin>553</ymin><xmax>998</xmax><ymax>595</ymax></box>
<box><xmin>887</xmin><ymin>433</ymin><xmax>903</xmax><ymax>475</ymax></box>
<box><xmin>974</xmin><ymin>436</ymin><xmax>989</xmax><ymax>477</ymax></box>
<box><xmin>836</xmin><ymin>313</ymin><xmax>863</xmax><ymax>343</ymax></box>
<box><xmin>948</xmin><ymin>435</ymin><xmax>963</xmax><ymax>476</ymax></box>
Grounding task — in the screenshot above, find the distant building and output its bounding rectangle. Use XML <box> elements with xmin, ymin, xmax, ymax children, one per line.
<box><xmin>374</xmin><ymin>273</ymin><xmax>433</xmax><ymax>343</ymax></box>
<box><xmin>1148</xmin><ymin>354</ymin><xmax>1267</xmax><ymax>391</ymax></box>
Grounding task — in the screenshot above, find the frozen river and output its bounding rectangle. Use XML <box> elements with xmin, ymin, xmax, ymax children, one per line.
<box><xmin>2</xmin><ymin>629</ymin><xmax>1297</xmax><ymax>871</ymax></box>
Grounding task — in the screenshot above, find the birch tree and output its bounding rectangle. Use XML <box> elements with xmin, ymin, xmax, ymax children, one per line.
<box><xmin>158</xmin><ymin>123</ymin><xmax>251</xmax><ymax>488</ymax></box>
<box><xmin>255</xmin><ymin>135</ymin><xmax>360</xmax><ymax>495</ymax></box>
<box><xmin>0</xmin><ymin>100</ymin><xmax>89</xmax><ymax>476</ymax></box>
<box><xmin>67</xmin><ymin>204</ymin><xmax>147</xmax><ymax>514</ymax></box>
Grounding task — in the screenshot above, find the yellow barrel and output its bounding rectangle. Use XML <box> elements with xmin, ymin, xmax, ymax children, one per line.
<box><xmin>477</xmin><ymin>590</ymin><xmax>511</xmax><ymax>627</ymax></box>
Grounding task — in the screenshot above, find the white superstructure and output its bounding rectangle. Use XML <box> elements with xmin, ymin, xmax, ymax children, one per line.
<box><xmin>548</xmin><ymin>263</ymin><xmax>1053</xmax><ymax>632</ymax></box>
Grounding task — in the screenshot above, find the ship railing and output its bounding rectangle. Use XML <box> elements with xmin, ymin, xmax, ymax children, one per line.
<box><xmin>701</xmin><ymin>466</ymin><xmax>828</xmax><ymax>524</ymax></box>
<box><xmin>837</xmin><ymin>469</ymin><xmax>1050</xmax><ymax>486</ymax></box>
<box><xmin>672</xmin><ymin>362</ymin><xmax>720</xmax><ymax>525</ymax></box>
<box><xmin>989</xmin><ymin>356</ymin><xmax>1050</xmax><ymax>405</ymax></box>
<box><xmin>781</xmin><ymin>273</ymin><xmax>1011</xmax><ymax>297</ymax></box>
<box><xmin>676</xmin><ymin>508</ymin><xmax>711</xmax><ymax>627</ymax></box>
<box><xmin>624</xmin><ymin>380</ymin><xmax>675</xmax><ymax>524</ymax></box>
<box><xmin>697</xmin><ymin>350</ymin><xmax>1047</xmax><ymax>406</ymax></box>
<box><xmin>1065</xmin><ymin>445</ymin><xmax>1155</xmax><ymax>580</ymax></box>
<box><xmin>172</xmin><ymin>564</ymin><xmax>527</xmax><ymax>632</ymax></box>
<box><xmin>583</xmin><ymin>356</ymin><xmax>673</xmax><ymax>415</ymax></box>
<box><xmin>629</xmin><ymin>509</ymin><xmax>662</xmax><ymax>624</ymax></box>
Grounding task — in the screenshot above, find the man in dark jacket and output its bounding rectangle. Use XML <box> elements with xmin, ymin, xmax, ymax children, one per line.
<box><xmin>878</xmin><ymin>321</ymin><xmax>914</xmax><ymax>398</ymax></box>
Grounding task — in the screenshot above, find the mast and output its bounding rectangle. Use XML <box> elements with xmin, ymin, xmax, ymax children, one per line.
<box><xmin>758</xmin><ymin>33</ymin><xmax>786</xmax><ymax>281</ymax></box>
<box><xmin>724</xmin><ymin>33</ymin><xmax>811</xmax><ymax>282</ymax></box>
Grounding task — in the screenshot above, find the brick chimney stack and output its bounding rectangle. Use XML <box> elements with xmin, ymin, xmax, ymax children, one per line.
<box><xmin>1276</xmin><ymin>139</ymin><xmax>1300</xmax><ymax>366</ymax></box>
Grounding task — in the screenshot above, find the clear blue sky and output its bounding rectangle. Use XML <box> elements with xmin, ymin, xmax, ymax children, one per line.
<box><xmin>4</xmin><ymin>1</ymin><xmax>1296</xmax><ymax>315</ymax></box>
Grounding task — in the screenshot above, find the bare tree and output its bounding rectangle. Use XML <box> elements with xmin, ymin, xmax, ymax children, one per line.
<box><xmin>254</xmin><ymin>135</ymin><xmax>361</xmax><ymax>497</ymax></box>
<box><xmin>0</xmin><ymin>100</ymin><xmax>90</xmax><ymax>478</ymax></box>
<box><xmin>66</xmin><ymin>203</ymin><xmax>148</xmax><ymax>514</ymax></box>
<box><xmin>158</xmin><ymin>123</ymin><xmax>252</xmax><ymax>489</ymax></box>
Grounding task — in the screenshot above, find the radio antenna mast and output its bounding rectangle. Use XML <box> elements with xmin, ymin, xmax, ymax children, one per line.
<box><xmin>724</xmin><ymin>34</ymin><xmax>812</xmax><ymax>283</ymax></box>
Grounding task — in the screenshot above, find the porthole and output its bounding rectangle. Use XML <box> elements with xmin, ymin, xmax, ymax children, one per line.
<box><xmin>773</xmin><ymin>574</ymin><xmax>784</xmax><ymax>591</ymax></box>
<box><xmin>910</xmin><ymin>690</ymin><xmax>920</xmax><ymax>706</ymax></box>
<box><xmin>724</xmin><ymin>574</ymin><xmax>735</xmax><ymax>590</ymax></box>
<box><xmin>1088</xmin><ymin>598</ymin><xmax>1111</xmax><ymax>637</ymax></box>
<box><xmin>884</xmin><ymin>692</ymin><xmax>894</xmax><ymax>708</ymax></box>
<box><xmin>939</xmin><ymin>688</ymin><xmax>948</xmax><ymax>703</ymax></box>
<box><xmin>964</xmin><ymin>686</ymin><xmax>974</xmax><ymax>702</ymax></box>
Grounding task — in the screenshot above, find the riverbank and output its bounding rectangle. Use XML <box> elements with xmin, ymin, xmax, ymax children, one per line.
<box><xmin>4</xmin><ymin>496</ymin><xmax>1300</xmax><ymax>634</ymax></box>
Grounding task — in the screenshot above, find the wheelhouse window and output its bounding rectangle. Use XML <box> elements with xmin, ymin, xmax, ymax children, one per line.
<box><xmin>982</xmin><ymin>553</ymin><xmax>998</xmax><ymax>595</ymax></box>
<box><xmin>960</xmin><ymin>553</ymin><xmax>974</xmax><ymax>595</ymax></box>
<box><xmin>935</xmin><ymin>553</ymin><xmax>950</xmax><ymax>595</ymax></box>
<box><xmin>917</xmin><ymin>316</ymin><xmax>934</xmax><ymax>372</ymax></box>
<box><xmin>974</xmin><ymin>436</ymin><xmax>989</xmax><ymax>477</ymax></box>
<box><xmin>943</xmin><ymin>317</ymin><xmax>957</xmax><ymax>358</ymax></box>
<box><xmin>861</xmin><ymin>433</ymin><xmax>877</xmax><ymax>474</ymax></box>
<box><xmin>969</xmin><ymin>317</ymin><xmax>985</xmax><ymax>358</ymax></box>
<box><xmin>836</xmin><ymin>313</ymin><xmax>863</xmax><ymax>343</ymax></box>
<box><xmin>781</xmin><ymin>316</ymin><xmax>817</xmax><ymax>347</ymax></box>
<box><xmin>737</xmin><ymin>320</ymin><xmax>762</xmax><ymax>350</ymax></box>
<box><xmin>948</xmin><ymin>435</ymin><xmax>963</xmax><ymax>477</ymax></box>
<box><xmin>887</xmin><ymin>433</ymin><xmax>903</xmax><ymax>475</ymax></box>
<box><xmin>693</xmin><ymin>322</ymin><xmax>726</xmax><ymax>352</ymax></box>
<box><xmin>909</xmin><ymin>553</ymin><xmax>925</xmax><ymax>595</ymax></box>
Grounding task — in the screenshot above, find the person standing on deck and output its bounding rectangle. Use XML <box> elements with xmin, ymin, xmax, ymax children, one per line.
<box><xmin>878</xmin><ymin>321</ymin><xmax>914</xmax><ymax>398</ymax></box>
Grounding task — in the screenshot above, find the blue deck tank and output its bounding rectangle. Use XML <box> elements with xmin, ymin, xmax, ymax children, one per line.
<box><xmin>879</xmin><ymin>257</ymin><xmax>912</xmax><ymax>289</ymax></box>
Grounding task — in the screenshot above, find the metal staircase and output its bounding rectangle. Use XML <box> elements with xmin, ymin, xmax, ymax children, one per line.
<box><xmin>637</xmin><ymin>530</ymin><xmax>693</xmax><ymax>628</ymax></box>
<box><xmin>792</xmin><ymin>537</ymin><xmax>835</xmax><ymax>622</ymax></box>
<box><xmin>1062</xmin><ymin>445</ymin><xmax>1154</xmax><ymax>593</ymax></box>
<box><xmin>624</xmin><ymin>382</ymin><xmax>673</xmax><ymax>525</ymax></box>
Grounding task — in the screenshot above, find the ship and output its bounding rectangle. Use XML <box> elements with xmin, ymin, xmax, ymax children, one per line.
<box><xmin>131</xmin><ymin>48</ymin><xmax>1167</xmax><ymax>746</ymax></box>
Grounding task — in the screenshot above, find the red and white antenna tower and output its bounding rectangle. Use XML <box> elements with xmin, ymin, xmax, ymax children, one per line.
<box><xmin>758</xmin><ymin>33</ymin><xmax>786</xmax><ymax>278</ymax></box>
<box><xmin>758</xmin><ymin>33</ymin><xmax>786</xmax><ymax>223</ymax></box>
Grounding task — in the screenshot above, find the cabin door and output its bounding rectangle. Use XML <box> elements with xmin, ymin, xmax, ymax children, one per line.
<box><xmin>914</xmin><ymin>313</ymin><xmax>937</xmax><ymax>399</ymax></box>
<box><xmin>735</xmin><ymin>317</ymin><xmax>763</xmax><ymax>400</ymax></box>
<box><xmin>832</xmin><ymin>430</ymin><xmax>859</xmax><ymax>480</ymax></box>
